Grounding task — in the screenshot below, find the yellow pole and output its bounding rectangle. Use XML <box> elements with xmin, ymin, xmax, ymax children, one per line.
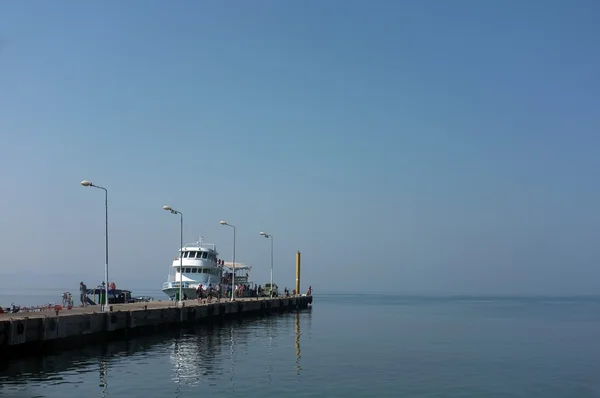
<box><xmin>295</xmin><ymin>251</ymin><xmax>301</xmax><ymax>295</ymax></box>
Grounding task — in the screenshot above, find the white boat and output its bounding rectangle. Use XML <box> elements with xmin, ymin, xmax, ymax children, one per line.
<box><xmin>162</xmin><ymin>237</ymin><xmax>255</xmax><ymax>300</ymax></box>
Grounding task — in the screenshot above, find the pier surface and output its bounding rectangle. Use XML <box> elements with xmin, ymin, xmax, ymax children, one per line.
<box><xmin>0</xmin><ymin>295</ymin><xmax>313</xmax><ymax>359</ymax></box>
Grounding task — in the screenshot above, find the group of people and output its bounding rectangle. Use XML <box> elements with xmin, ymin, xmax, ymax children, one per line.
<box><xmin>196</xmin><ymin>282</ymin><xmax>230</xmax><ymax>302</ymax></box>
<box><xmin>193</xmin><ymin>283</ymin><xmax>312</xmax><ymax>302</ymax></box>
<box><xmin>194</xmin><ymin>283</ymin><xmax>268</xmax><ymax>302</ymax></box>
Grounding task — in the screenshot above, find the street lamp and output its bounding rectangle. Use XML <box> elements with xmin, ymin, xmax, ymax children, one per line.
<box><xmin>163</xmin><ymin>205</ymin><xmax>184</xmax><ymax>306</ymax></box>
<box><xmin>220</xmin><ymin>221</ymin><xmax>236</xmax><ymax>301</ymax></box>
<box><xmin>260</xmin><ymin>232</ymin><xmax>274</xmax><ymax>297</ymax></box>
<box><xmin>80</xmin><ymin>180</ymin><xmax>109</xmax><ymax>311</ymax></box>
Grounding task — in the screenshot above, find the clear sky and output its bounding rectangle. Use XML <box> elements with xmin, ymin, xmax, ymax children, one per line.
<box><xmin>1</xmin><ymin>0</ymin><xmax>599</xmax><ymax>295</ymax></box>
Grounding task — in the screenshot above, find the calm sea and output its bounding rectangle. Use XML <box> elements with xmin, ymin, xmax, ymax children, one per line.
<box><xmin>2</xmin><ymin>293</ymin><xmax>600</xmax><ymax>397</ymax></box>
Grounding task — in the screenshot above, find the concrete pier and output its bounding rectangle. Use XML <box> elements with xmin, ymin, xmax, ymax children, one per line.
<box><xmin>0</xmin><ymin>295</ymin><xmax>313</xmax><ymax>359</ymax></box>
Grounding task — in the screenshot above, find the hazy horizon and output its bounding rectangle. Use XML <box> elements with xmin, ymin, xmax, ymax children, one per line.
<box><xmin>1</xmin><ymin>1</ymin><xmax>599</xmax><ymax>297</ymax></box>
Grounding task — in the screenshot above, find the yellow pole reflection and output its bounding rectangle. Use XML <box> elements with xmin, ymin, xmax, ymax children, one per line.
<box><xmin>295</xmin><ymin>312</ymin><xmax>302</xmax><ymax>374</ymax></box>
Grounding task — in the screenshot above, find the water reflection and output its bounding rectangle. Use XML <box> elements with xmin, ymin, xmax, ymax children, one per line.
<box><xmin>99</xmin><ymin>358</ymin><xmax>108</xmax><ymax>398</ymax></box>
<box><xmin>0</xmin><ymin>337</ymin><xmax>159</xmax><ymax>382</ymax></box>
<box><xmin>172</xmin><ymin>338</ymin><xmax>182</xmax><ymax>398</ymax></box>
<box><xmin>267</xmin><ymin>316</ymin><xmax>274</xmax><ymax>386</ymax></box>
<box><xmin>295</xmin><ymin>311</ymin><xmax>302</xmax><ymax>374</ymax></box>
<box><xmin>229</xmin><ymin>324</ymin><xmax>236</xmax><ymax>395</ymax></box>
<box><xmin>169</xmin><ymin>325</ymin><xmax>226</xmax><ymax>387</ymax></box>
<box><xmin>0</xmin><ymin>310</ymin><xmax>312</xmax><ymax>397</ymax></box>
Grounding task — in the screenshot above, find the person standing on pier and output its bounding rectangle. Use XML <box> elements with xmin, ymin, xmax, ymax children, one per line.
<box><xmin>216</xmin><ymin>282</ymin><xmax>222</xmax><ymax>302</ymax></box>
<box><xmin>79</xmin><ymin>282</ymin><xmax>87</xmax><ymax>307</ymax></box>
<box><xmin>207</xmin><ymin>284</ymin><xmax>213</xmax><ymax>303</ymax></box>
<box><xmin>196</xmin><ymin>284</ymin><xmax>203</xmax><ymax>303</ymax></box>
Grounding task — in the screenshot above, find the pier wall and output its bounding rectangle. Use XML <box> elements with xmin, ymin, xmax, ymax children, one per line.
<box><xmin>0</xmin><ymin>296</ymin><xmax>312</xmax><ymax>359</ymax></box>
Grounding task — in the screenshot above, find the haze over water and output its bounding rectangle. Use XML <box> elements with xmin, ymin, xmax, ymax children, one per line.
<box><xmin>1</xmin><ymin>1</ymin><xmax>600</xmax><ymax>297</ymax></box>
<box><xmin>3</xmin><ymin>294</ymin><xmax>600</xmax><ymax>398</ymax></box>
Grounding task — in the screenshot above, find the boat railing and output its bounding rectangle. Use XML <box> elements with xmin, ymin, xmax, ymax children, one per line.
<box><xmin>163</xmin><ymin>281</ymin><xmax>191</xmax><ymax>289</ymax></box>
<box><xmin>182</xmin><ymin>242</ymin><xmax>216</xmax><ymax>250</ymax></box>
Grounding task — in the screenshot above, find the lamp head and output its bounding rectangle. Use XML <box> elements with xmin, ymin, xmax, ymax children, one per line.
<box><xmin>163</xmin><ymin>205</ymin><xmax>172</xmax><ymax>211</ymax></box>
<box><xmin>220</xmin><ymin>221</ymin><xmax>228</xmax><ymax>225</ymax></box>
<box><xmin>81</xmin><ymin>180</ymin><xmax>92</xmax><ymax>187</ymax></box>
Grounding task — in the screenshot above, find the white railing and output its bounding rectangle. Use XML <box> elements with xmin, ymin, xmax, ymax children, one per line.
<box><xmin>182</xmin><ymin>242</ymin><xmax>216</xmax><ymax>250</ymax></box>
<box><xmin>163</xmin><ymin>281</ymin><xmax>192</xmax><ymax>289</ymax></box>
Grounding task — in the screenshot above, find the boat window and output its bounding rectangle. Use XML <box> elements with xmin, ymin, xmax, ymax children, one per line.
<box><xmin>191</xmin><ymin>268</ymin><xmax>197</xmax><ymax>273</ymax></box>
<box><xmin>185</xmin><ymin>268</ymin><xmax>191</xmax><ymax>273</ymax></box>
<box><xmin>202</xmin><ymin>252</ymin><xmax>208</xmax><ymax>259</ymax></box>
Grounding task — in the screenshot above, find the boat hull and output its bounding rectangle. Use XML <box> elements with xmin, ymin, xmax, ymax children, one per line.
<box><xmin>162</xmin><ymin>287</ymin><xmax>199</xmax><ymax>301</ymax></box>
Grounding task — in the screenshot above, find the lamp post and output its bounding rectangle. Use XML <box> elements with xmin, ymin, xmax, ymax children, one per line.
<box><xmin>80</xmin><ymin>180</ymin><xmax>109</xmax><ymax>311</ymax></box>
<box><xmin>220</xmin><ymin>221</ymin><xmax>236</xmax><ymax>301</ymax></box>
<box><xmin>260</xmin><ymin>232</ymin><xmax>274</xmax><ymax>297</ymax></box>
<box><xmin>163</xmin><ymin>205</ymin><xmax>184</xmax><ymax>306</ymax></box>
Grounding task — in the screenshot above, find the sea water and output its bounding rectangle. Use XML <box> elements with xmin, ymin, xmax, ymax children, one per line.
<box><xmin>2</xmin><ymin>294</ymin><xmax>600</xmax><ymax>397</ymax></box>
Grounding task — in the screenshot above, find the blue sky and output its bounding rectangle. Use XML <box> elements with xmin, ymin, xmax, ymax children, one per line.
<box><xmin>0</xmin><ymin>0</ymin><xmax>599</xmax><ymax>295</ymax></box>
